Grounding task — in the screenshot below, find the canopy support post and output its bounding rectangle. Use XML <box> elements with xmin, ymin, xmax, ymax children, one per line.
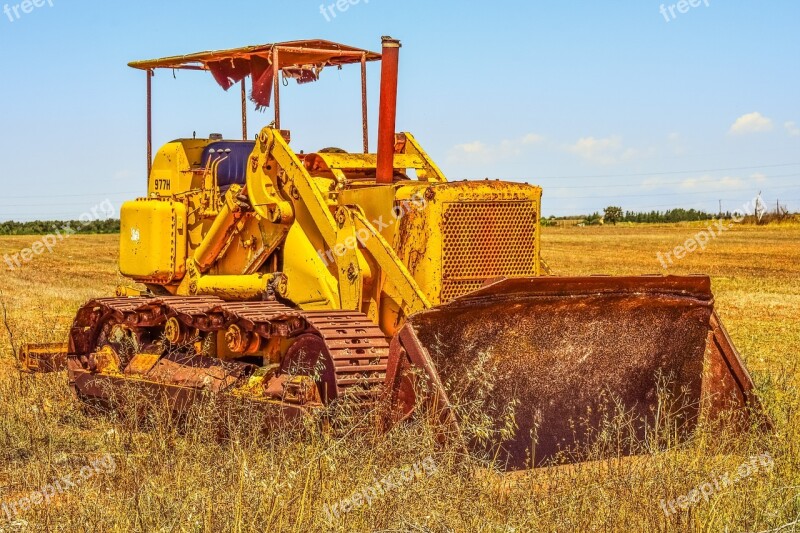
<box><xmin>147</xmin><ymin>69</ymin><xmax>153</xmax><ymax>178</ymax></box>
<box><xmin>241</xmin><ymin>79</ymin><xmax>248</xmax><ymax>140</ymax></box>
<box><xmin>273</xmin><ymin>47</ymin><xmax>281</xmax><ymax>129</ymax></box>
<box><xmin>361</xmin><ymin>53</ymin><xmax>369</xmax><ymax>153</ymax></box>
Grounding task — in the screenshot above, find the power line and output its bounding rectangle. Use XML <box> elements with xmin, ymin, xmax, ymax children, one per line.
<box><xmin>536</xmin><ymin>162</ymin><xmax>800</xmax><ymax>180</ymax></box>
<box><xmin>545</xmin><ymin>173</ymin><xmax>800</xmax><ymax>190</ymax></box>
<box><xmin>0</xmin><ymin>191</ymin><xmax>140</xmax><ymax>200</ymax></box>
<box><xmin>546</xmin><ymin>201</ymin><xmax>713</xmax><ymax>212</ymax></box>
<box><xmin>3</xmin><ymin>172</ymin><xmax>798</xmax><ymax>207</ymax></box>
<box><xmin>1</xmin><ymin>202</ymin><xmax>129</xmax><ymax>209</ymax></box>
<box><xmin>3</xmin><ymin>163</ymin><xmax>799</xmax><ymax>199</ymax></box>
<box><xmin>547</xmin><ymin>183</ymin><xmax>800</xmax><ymax>200</ymax></box>
<box><xmin>546</xmin><ymin>195</ymin><xmax>800</xmax><ymax>213</ymax></box>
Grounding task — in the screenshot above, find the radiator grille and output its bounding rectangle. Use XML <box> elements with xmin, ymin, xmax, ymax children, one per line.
<box><xmin>441</xmin><ymin>202</ymin><xmax>538</xmax><ymax>303</ymax></box>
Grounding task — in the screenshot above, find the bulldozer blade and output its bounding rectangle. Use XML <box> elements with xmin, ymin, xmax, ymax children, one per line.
<box><xmin>385</xmin><ymin>276</ymin><xmax>759</xmax><ymax>470</ymax></box>
<box><xmin>20</xmin><ymin>343</ymin><xmax>69</xmax><ymax>373</ymax></box>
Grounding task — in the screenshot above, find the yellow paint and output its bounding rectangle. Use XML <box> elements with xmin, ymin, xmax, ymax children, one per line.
<box><xmin>91</xmin><ymin>345</ymin><xmax>121</xmax><ymax>375</ymax></box>
<box><xmin>148</xmin><ymin>139</ymin><xmax>211</xmax><ymax>198</ymax></box>
<box><xmin>126</xmin><ymin>353</ymin><xmax>161</xmax><ymax>376</ymax></box>
<box><xmin>120</xmin><ymin>199</ymin><xmax>187</xmax><ymax>283</ymax></box>
<box><xmin>124</xmin><ymin>128</ymin><xmax>543</xmax><ymax>338</ymax></box>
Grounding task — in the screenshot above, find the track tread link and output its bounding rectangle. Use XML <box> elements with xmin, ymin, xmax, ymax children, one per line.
<box><xmin>69</xmin><ymin>297</ymin><xmax>389</xmax><ymax>400</ymax></box>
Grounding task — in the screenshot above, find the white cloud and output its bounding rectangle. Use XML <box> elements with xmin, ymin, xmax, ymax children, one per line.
<box><xmin>718</xmin><ymin>176</ymin><xmax>746</xmax><ymax>189</ymax></box>
<box><xmin>454</xmin><ymin>141</ymin><xmax>487</xmax><ymax>154</ymax></box>
<box><xmin>679</xmin><ymin>175</ymin><xmax>746</xmax><ymax>190</ymax></box>
<box><xmin>641</xmin><ymin>177</ymin><xmax>666</xmax><ymax>189</ymax></box>
<box><xmin>566</xmin><ymin>135</ymin><xmax>636</xmax><ymax>165</ymax></box>
<box><xmin>113</xmin><ymin>169</ymin><xmax>136</xmax><ymax>182</ymax></box>
<box><xmin>667</xmin><ymin>132</ymin><xmax>688</xmax><ymax>155</ymax></box>
<box><xmin>641</xmin><ymin>172</ymin><xmax>766</xmax><ymax>192</ymax></box>
<box><xmin>678</xmin><ymin>176</ymin><xmax>706</xmax><ymax>189</ymax></box>
<box><xmin>520</xmin><ymin>133</ymin><xmax>545</xmax><ymax>145</ymax></box>
<box><xmin>449</xmin><ymin>133</ymin><xmax>544</xmax><ymax>164</ymax></box>
<box><xmin>785</xmin><ymin>121</ymin><xmax>800</xmax><ymax>137</ymax></box>
<box><xmin>729</xmin><ymin>112</ymin><xmax>774</xmax><ymax>135</ymax></box>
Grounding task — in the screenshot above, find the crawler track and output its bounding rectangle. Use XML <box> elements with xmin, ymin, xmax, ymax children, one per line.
<box><xmin>67</xmin><ymin>297</ymin><xmax>389</xmax><ymax>410</ymax></box>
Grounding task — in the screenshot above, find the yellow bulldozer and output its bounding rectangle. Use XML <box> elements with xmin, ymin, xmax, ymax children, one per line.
<box><xmin>23</xmin><ymin>37</ymin><xmax>759</xmax><ymax>469</ymax></box>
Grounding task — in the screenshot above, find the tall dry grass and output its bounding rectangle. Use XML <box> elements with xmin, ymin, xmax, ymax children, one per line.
<box><xmin>0</xmin><ymin>226</ymin><xmax>798</xmax><ymax>532</ymax></box>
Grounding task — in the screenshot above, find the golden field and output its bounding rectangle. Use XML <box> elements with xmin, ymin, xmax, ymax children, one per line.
<box><xmin>0</xmin><ymin>223</ymin><xmax>798</xmax><ymax>532</ymax></box>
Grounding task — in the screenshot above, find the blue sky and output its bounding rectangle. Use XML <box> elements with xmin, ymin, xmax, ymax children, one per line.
<box><xmin>0</xmin><ymin>0</ymin><xmax>798</xmax><ymax>221</ymax></box>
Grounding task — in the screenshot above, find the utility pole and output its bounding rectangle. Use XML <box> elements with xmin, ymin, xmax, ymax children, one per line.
<box><xmin>719</xmin><ymin>199</ymin><xmax>722</xmax><ymax>217</ymax></box>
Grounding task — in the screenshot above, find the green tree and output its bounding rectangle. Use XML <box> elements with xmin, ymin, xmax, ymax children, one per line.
<box><xmin>604</xmin><ymin>206</ymin><xmax>623</xmax><ymax>225</ymax></box>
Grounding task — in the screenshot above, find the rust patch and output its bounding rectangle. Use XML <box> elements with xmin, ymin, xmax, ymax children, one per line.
<box><xmin>145</xmin><ymin>352</ymin><xmax>253</xmax><ymax>394</ymax></box>
<box><xmin>125</xmin><ymin>353</ymin><xmax>161</xmax><ymax>376</ymax></box>
<box><xmin>20</xmin><ymin>343</ymin><xmax>68</xmax><ymax>373</ymax></box>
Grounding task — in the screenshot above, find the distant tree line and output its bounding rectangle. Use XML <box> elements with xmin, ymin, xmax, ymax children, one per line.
<box><xmin>0</xmin><ymin>219</ymin><xmax>120</xmax><ymax>236</ymax></box>
<box><xmin>543</xmin><ymin>206</ymin><xmax>799</xmax><ymax>226</ymax></box>
<box><xmin>543</xmin><ymin>208</ymin><xmax>722</xmax><ymax>226</ymax></box>
<box><xmin>620</xmin><ymin>208</ymin><xmax>717</xmax><ymax>223</ymax></box>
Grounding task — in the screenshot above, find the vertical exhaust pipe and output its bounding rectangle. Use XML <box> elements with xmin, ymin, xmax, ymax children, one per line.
<box><xmin>377</xmin><ymin>37</ymin><xmax>401</xmax><ymax>184</ymax></box>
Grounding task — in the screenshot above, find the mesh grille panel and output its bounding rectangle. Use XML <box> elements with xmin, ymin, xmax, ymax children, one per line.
<box><xmin>441</xmin><ymin>202</ymin><xmax>537</xmax><ymax>302</ymax></box>
<box><xmin>440</xmin><ymin>280</ymin><xmax>488</xmax><ymax>304</ymax></box>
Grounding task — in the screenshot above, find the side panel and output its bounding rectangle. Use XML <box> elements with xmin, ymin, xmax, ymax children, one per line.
<box><xmin>148</xmin><ymin>139</ymin><xmax>211</xmax><ymax>197</ymax></box>
<box><xmin>120</xmin><ymin>200</ymin><xmax>187</xmax><ymax>283</ymax></box>
<box><xmin>281</xmin><ymin>224</ymin><xmax>341</xmax><ymax>309</ymax></box>
<box><xmin>394</xmin><ymin>181</ymin><xmax>543</xmax><ymax>306</ymax></box>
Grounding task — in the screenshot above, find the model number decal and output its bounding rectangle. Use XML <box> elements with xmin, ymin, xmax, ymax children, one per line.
<box><xmin>154</xmin><ymin>179</ymin><xmax>171</xmax><ymax>191</ymax></box>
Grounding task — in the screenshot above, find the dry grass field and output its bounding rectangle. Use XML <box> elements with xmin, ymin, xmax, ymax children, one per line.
<box><xmin>0</xmin><ymin>223</ymin><xmax>798</xmax><ymax>532</ymax></box>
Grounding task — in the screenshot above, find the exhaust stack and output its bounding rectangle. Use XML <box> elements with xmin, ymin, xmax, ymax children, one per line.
<box><xmin>376</xmin><ymin>37</ymin><xmax>401</xmax><ymax>184</ymax></box>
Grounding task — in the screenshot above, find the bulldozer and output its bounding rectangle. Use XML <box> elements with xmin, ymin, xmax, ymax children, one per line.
<box><xmin>22</xmin><ymin>37</ymin><xmax>760</xmax><ymax>469</ymax></box>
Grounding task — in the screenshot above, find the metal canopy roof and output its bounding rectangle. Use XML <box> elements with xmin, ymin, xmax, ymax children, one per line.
<box><xmin>128</xmin><ymin>39</ymin><xmax>381</xmax><ymax>71</ymax></box>
<box><xmin>131</xmin><ymin>38</ymin><xmax>384</xmax><ymax>172</ymax></box>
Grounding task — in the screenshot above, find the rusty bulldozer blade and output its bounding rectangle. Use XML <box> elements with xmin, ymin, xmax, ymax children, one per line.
<box><xmin>385</xmin><ymin>276</ymin><xmax>759</xmax><ymax>470</ymax></box>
